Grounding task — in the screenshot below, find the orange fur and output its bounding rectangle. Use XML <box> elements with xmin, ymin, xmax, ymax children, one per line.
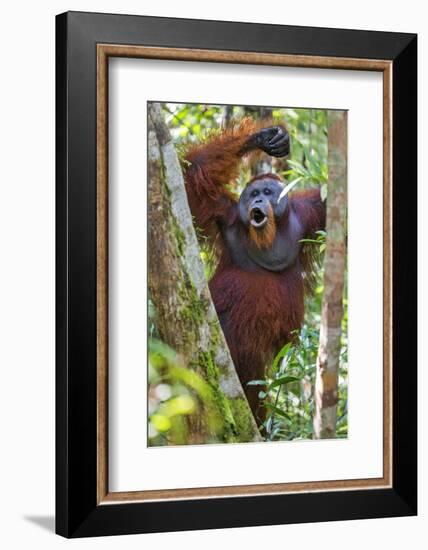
<box><xmin>248</xmin><ymin>203</ymin><xmax>276</xmax><ymax>249</ymax></box>
<box><xmin>183</xmin><ymin>117</ymin><xmax>275</xmax><ymax>244</ymax></box>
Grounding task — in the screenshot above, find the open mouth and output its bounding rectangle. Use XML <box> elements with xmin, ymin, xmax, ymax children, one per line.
<box><xmin>250</xmin><ymin>207</ymin><xmax>268</xmax><ymax>228</ymax></box>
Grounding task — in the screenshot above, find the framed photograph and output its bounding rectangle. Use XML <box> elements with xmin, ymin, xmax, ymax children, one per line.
<box><xmin>56</xmin><ymin>11</ymin><xmax>417</xmax><ymax>538</ymax></box>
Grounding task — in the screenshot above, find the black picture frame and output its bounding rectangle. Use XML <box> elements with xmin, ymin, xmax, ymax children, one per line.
<box><xmin>56</xmin><ymin>10</ymin><xmax>417</xmax><ymax>538</ymax></box>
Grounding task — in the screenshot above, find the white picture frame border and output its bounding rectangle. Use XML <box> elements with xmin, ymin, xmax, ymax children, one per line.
<box><xmin>106</xmin><ymin>56</ymin><xmax>385</xmax><ymax>495</ymax></box>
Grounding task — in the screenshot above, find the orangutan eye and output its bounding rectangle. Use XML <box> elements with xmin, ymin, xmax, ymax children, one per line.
<box><xmin>264</xmin><ymin>188</ymin><xmax>271</xmax><ymax>195</ymax></box>
<box><xmin>251</xmin><ymin>190</ymin><xmax>259</xmax><ymax>197</ymax></box>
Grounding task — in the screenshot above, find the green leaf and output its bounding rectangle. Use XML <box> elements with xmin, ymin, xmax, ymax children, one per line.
<box><xmin>246</xmin><ymin>380</ymin><xmax>268</xmax><ymax>386</ymax></box>
<box><xmin>299</xmin><ymin>238</ymin><xmax>321</xmax><ymax>244</ymax></box>
<box><xmin>269</xmin><ymin>375</ymin><xmax>300</xmax><ymax>389</ymax></box>
<box><xmin>271</xmin><ymin>342</ymin><xmax>293</xmax><ymax>372</ymax></box>
<box><xmin>265</xmin><ymin>403</ymin><xmax>291</xmax><ymax>420</ymax></box>
<box><xmin>287</xmin><ymin>159</ymin><xmax>310</xmax><ymax>176</ymax></box>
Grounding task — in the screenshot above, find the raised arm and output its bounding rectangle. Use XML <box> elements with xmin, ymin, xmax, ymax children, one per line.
<box><xmin>290</xmin><ymin>187</ymin><xmax>326</xmax><ymax>238</ymax></box>
<box><xmin>183</xmin><ymin>118</ymin><xmax>289</xmax><ymax>243</ymax></box>
<box><xmin>289</xmin><ymin>188</ymin><xmax>326</xmax><ymax>289</ymax></box>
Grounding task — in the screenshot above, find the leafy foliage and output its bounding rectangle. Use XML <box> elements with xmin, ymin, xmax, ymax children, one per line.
<box><xmin>148</xmin><ymin>337</ymin><xmax>223</xmax><ymax>446</ymax></box>
<box><xmin>273</xmin><ymin>108</ymin><xmax>328</xmax><ymax>188</ymax></box>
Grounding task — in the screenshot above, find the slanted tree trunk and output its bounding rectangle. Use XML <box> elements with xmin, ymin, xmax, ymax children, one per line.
<box><xmin>147</xmin><ymin>102</ymin><xmax>262</xmax><ymax>444</ymax></box>
<box><xmin>313</xmin><ymin>111</ymin><xmax>347</xmax><ymax>439</ymax></box>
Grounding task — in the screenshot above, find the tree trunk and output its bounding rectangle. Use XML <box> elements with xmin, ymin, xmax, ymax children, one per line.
<box><xmin>223</xmin><ymin>105</ymin><xmax>234</xmax><ymax>125</ymax></box>
<box><xmin>147</xmin><ymin>102</ymin><xmax>262</xmax><ymax>444</ymax></box>
<box><xmin>244</xmin><ymin>106</ymin><xmax>273</xmax><ymax>175</ymax></box>
<box><xmin>313</xmin><ymin>111</ymin><xmax>347</xmax><ymax>439</ymax></box>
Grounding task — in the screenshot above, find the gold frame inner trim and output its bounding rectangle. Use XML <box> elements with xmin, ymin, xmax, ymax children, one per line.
<box><xmin>96</xmin><ymin>43</ymin><xmax>393</xmax><ymax>505</ymax></box>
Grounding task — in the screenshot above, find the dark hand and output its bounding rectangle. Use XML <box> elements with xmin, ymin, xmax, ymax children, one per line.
<box><xmin>254</xmin><ymin>126</ymin><xmax>290</xmax><ymax>157</ymax></box>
